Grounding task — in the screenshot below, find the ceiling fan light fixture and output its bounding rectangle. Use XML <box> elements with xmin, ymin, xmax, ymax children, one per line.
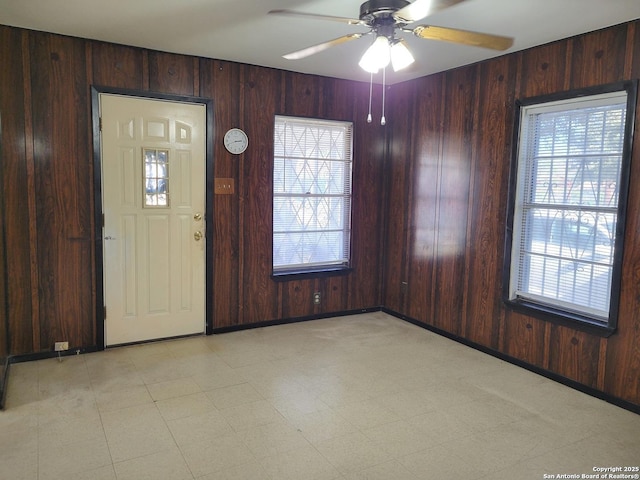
<box><xmin>390</xmin><ymin>40</ymin><xmax>415</xmax><ymax>71</ymax></box>
<box><xmin>359</xmin><ymin>35</ymin><xmax>391</xmax><ymax>73</ymax></box>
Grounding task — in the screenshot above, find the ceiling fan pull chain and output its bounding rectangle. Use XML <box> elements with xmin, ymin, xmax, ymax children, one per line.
<box><xmin>367</xmin><ymin>71</ymin><xmax>373</xmax><ymax>123</ymax></box>
<box><xmin>381</xmin><ymin>66</ymin><xmax>386</xmax><ymax>126</ymax></box>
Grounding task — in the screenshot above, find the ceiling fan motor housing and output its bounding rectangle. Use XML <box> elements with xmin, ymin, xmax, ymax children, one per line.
<box><xmin>359</xmin><ymin>0</ymin><xmax>410</xmax><ymax>21</ymax></box>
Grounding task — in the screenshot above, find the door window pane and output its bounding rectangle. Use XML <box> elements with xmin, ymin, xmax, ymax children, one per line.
<box><xmin>144</xmin><ymin>148</ymin><xmax>169</xmax><ymax>207</ymax></box>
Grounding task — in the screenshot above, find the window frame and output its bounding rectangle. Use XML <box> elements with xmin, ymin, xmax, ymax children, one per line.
<box><xmin>503</xmin><ymin>81</ymin><xmax>638</xmax><ymax>336</ymax></box>
<box><xmin>271</xmin><ymin>115</ymin><xmax>354</xmax><ymax>278</ymax></box>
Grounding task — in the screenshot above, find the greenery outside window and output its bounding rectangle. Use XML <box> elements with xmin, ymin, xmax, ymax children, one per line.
<box><xmin>504</xmin><ymin>82</ymin><xmax>637</xmax><ymax>334</ymax></box>
<box><xmin>273</xmin><ymin>115</ymin><xmax>353</xmax><ymax>275</ymax></box>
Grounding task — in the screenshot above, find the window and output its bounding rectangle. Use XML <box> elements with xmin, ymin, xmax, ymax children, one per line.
<box><xmin>144</xmin><ymin>148</ymin><xmax>169</xmax><ymax>207</ymax></box>
<box><xmin>273</xmin><ymin>116</ymin><xmax>353</xmax><ymax>275</ymax></box>
<box><xmin>505</xmin><ymin>82</ymin><xmax>637</xmax><ymax>332</ymax></box>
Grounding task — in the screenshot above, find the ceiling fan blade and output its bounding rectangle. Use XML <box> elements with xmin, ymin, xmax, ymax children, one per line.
<box><xmin>412</xmin><ymin>25</ymin><xmax>514</xmax><ymax>50</ymax></box>
<box><xmin>394</xmin><ymin>0</ymin><xmax>467</xmax><ymax>23</ymax></box>
<box><xmin>283</xmin><ymin>34</ymin><xmax>364</xmax><ymax>60</ymax></box>
<box><xmin>268</xmin><ymin>9</ymin><xmax>365</xmax><ymax>26</ymax></box>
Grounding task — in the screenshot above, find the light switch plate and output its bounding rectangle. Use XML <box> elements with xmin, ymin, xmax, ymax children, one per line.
<box><xmin>214</xmin><ymin>178</ymin><xmax>234</xmax><ymax>194</ymax></box>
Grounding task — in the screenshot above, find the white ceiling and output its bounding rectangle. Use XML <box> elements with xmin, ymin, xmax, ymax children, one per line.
<box><xmin>2</xmin><ymin>0</ymin><xmax>640</xmax><ymax>85</ymax></box>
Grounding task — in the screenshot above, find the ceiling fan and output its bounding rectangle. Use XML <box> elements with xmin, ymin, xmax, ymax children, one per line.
<box><xmin>269</xmin><ymin>0</ymin><xmax>514</xmax><ymax>73</ymax></box>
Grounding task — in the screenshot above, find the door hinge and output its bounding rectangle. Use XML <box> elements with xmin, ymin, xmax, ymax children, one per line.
<box><xmin>102</xmin><ymin>213</ymin><xmax>105</xmax><ymax>227</ymax></box>
<box><xmin>104</xmin><ymin>306</ymin><xmax>107</xmax><ymax>319</ymax></box>
<box><xmin>99</xmin><ymin>117</ymin><xmax>103</xmax><ymax>131</ymax></box>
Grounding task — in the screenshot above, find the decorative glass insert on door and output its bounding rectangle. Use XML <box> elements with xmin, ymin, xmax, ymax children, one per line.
<box><xmin>144</xmin><ymin>148</ymin><xmax>169</xmax><ymax>207</ymax></box>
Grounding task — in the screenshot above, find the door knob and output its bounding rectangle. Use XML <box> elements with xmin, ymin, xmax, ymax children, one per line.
<box><xmin>194</xmin><ymin>231</ymin><xmax>203</xmax><ymax>241</ymax></box>
<box><xmin>194</xmin><ymin>213</ymin><xmax>202</xmax><ymax>221</ymax></box>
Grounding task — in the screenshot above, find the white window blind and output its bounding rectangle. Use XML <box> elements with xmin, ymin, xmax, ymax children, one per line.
<box><xmin>509</xmin><ymin>91</ymin><xmax>628</xmax><ymax>322</ymax></box>
<box><xmin>273</xmin><ymin>116</ymin><xmax>353</xmax><ymax>273</ymax></box>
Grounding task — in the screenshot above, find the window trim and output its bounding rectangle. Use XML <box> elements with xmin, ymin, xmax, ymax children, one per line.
<box><xmin>270</xmin><ymin>266</ymin><xmax>353</xmax><ymax>282</ymax></box>
<box><xmin>503</xmin><ymin>81</ymin><xmax>638</xmax><ymax>336</ymax></box>
<box><xmin>272</xmin><ymin>115</ymin><xmax>354</xmax><ymax>278</ymax></box>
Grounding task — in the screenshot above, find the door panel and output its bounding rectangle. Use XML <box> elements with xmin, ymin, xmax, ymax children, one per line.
<box><xmin>100</xmin><ymin>94</ymin><xmax>206</xmax><ymax>345</ymax></box>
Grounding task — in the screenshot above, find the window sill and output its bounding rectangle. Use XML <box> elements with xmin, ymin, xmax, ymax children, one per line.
<box><xmin>504</xmin><ymin>298</ymin><xmax>617</xmax><ymax>338</ymax></box>
<box><xmin>271</xmin><ymin>266</ymin><xmax>352</xmax><ymax>282</ymax></box>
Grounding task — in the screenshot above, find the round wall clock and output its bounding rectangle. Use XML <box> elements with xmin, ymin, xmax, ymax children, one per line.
<box><xmin>223</xmin><ymin>128</ymin><xmax>248</xmax><ymax>154</ymax></box>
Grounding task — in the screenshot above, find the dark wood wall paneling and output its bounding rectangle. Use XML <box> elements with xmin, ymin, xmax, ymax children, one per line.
<box><xmin>385</xmin><ymin>21</ymin><xmax>640</xmax><ymax>407</ymax></box>
<box><xmin>431</xmin><ymin>66</ymin><xmax>476</xmax><ymax>336</ymax></box>
<box><xmin>2</xmin><ymin>19</ymin><xmax>640</xmax><ymax>408</ymax></box>
<box><xmin>200</xmin><ymin>59</ymin><xmax>241</xmax><ymax>328</ymax></box>
<box><xmin>382</xmin><ymin>79</ymin><xmax>419</xmax><ymax>314</ymax></box>
<box><xmin>0</xmin><ymin>30</ymin><xmax>9</xmax><ymax>396</ymax></box>
<box><xmin>462</xmin><ymin>55</ymin><xmax>517</xmax><ymax>350</ymax></box>
<box><xmin>240</xmin><ymin>66</ymin><xmax>281</xmax><ymax>325</ymax></box>
<box><xmin>0</xmin><ymin>156</ymin><xmax>6</xmax><ymax>401</ymax></box>
<box><xmin>29</xmin><ymin>32</ymin><xmax>95</xmax><ymax>353</ymax></box>
<box><xmin>404</xmin><ymin>75</ymin><xmax>443</xmax><ymax>323</ymax></box>
<box><xmin>1</xmin><ymin>28</ymin><xmax>34</xmax><ymax>355</ymax></box>
<box><xmin>0</xmin><ymin>25</ymin><xmax>385</xmax><ymax>353</ymax></box>
<box><xmin>349</xmin><ymin>81</ymin><xmax>387</xmax><ymax>310</ymax></box>
<box><xmin>148</xmin><ymin>51</ymin><xmax>198</xmax><ymax>96</ymax></box>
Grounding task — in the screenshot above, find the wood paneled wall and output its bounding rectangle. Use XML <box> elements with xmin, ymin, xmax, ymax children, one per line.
<box><xmin>0</xmin><ymin>25</ymin><xmax>385</xmax><ymax>355</ymax></box>
<box><xmin>384</xmin><ymin>20</ymin><xmax>640</xmax><ymax>407</ymax></box>
<box><xmin>0</xmin><ymin>90</ymin><xmax>8</xmax><ymax>403</ymax></box>
<box><xmin>1</xmin><ymin>19</ymin><xmax>640</xmax><ymax>409</ymax></box>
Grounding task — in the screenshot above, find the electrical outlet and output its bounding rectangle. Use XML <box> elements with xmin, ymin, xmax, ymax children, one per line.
<box><xmin>54</xmin><ymin>341</ymin><xmax>69</xmax><ymax>351</ymax></box>
<box><xmin>313</xmin><ymin>292</ymin><xmax>321</xmax><ymax>305</ymax></box>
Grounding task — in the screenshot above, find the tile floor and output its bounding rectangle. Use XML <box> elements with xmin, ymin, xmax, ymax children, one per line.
<box><xmin>1</xmin><ymin>312</ymin><xmax>639</xmax><ymax>479</ymax></box>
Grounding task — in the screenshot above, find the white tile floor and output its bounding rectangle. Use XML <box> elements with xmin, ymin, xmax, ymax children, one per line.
<box><xmin>1</xmin><ymin>312</ymin><xmax>639</xmax><ymax>479</ymax></box>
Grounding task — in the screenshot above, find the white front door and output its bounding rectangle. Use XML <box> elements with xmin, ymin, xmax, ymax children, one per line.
<box><xmin>100</xmin><ymin>94</ymin><xmax>206</xmax><ymax>346</ymax></box>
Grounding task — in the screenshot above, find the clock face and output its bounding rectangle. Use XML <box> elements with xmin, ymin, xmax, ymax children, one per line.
<box><xmin>224</xmin><ymin>128</ymin><xmax>248</xmax><ymax>154</ymax></box>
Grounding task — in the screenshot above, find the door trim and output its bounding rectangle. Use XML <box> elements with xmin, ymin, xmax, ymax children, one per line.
<box><xmin>91</xmin><ymin>86</ymin><xmax>215</xmax><ymax>347</ymax></box>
